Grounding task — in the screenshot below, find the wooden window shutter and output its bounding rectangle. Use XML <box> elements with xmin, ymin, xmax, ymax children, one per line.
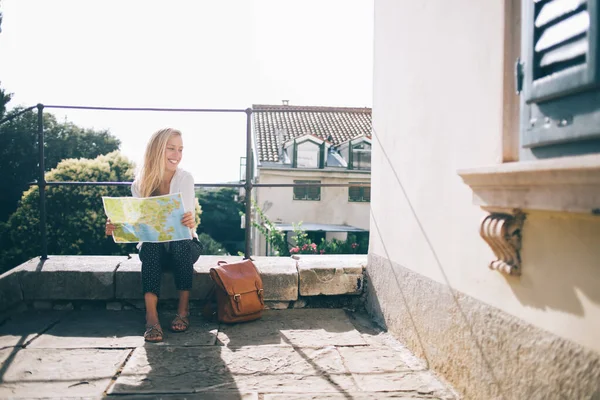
<box><xmin>307</xmin><ymin>183</ymin><xmax>321</xmax><ymax>200</ymax></box>
<box><xmin>364</xmin><ymin>186</ymin><xmax>371</xmax><ymax>202</ymax></box>
<box><xmin>348</xmin><ymin>183</ymin><xmax>370</xmax><ymax>202</ymax></box>
<box><xmin>293</xmin><ymin>181</ymin><xmax>306</xmax><ymax>200</ymax></box>
<box><xmin>294</xmin><ymin>180</ymin><xmax>320</xmax><ymax>201</ymax></box>
<box><xmin>319</xmin><ymin>142</ymin><xmax>325</xmax><ymax>169</ymax></box>
<box><xmin>348</xmin><ymin>186</ymin><xmax>361</xmax><ymax>201</ymax></box>
<box><xmin>521</xmin><ymin>0</ymin><xmax>600</xmax><ymax>148</ymax></box>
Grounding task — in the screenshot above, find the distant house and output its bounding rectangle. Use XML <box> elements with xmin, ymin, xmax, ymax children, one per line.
<box><xmin>250</xmin><ymin>103</ymin><xmax>372</xmax><ymax>256</ymax></box>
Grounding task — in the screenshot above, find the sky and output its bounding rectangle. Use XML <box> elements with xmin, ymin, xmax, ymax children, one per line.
<box><xmin>0</xmin><ymin>0</ymin><xmax>374</xmax><ymax>183</ymax></box>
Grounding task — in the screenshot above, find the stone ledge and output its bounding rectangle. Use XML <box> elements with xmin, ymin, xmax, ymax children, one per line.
<box><xmin>0</xmin><ymin>269</ymin><xmax>23</xmax><ymax>313</ymax></box>
<box><xmin>17</xmin><ymin>256</ymin><xmax>127</xmax><ymax>301</ymax></box>
<box><xmin>297</xmin><ymin>255</ymin><xmax>366</xmax><ymax>296</ymax></box>
<box><xmin>116</xmin><ymin>254</ymin><xmax>214</xmax><ymax>300</ymax></box>
<box><xmin>250</xmin><ymin>256</ymin><xmax>299</xmax><ymax>301</ymax></box>
<box><xmin>0</xmin><ymin>254</ymin><xmax>367</xmax><ymax>310</ymax></box>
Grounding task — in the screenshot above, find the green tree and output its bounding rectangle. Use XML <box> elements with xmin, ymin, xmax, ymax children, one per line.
<box><xmin>196</xmin><ymin>188</ymin><xmax>245</xmax><ymax>255</ymax></box>
<box><xmin>0</xmin><ymin>85</ymin><xmax>11</xmax><ymax>118</ymax></box>
<box><xmin>0</xmin><ymin>105</ymin><xmax>121</xmax><ymax>221</ymax></box>
<box><xmin>0</xmin><ymin>150</ymin><xmax>224</xmax><ymax>272</ymax></box>
<box><xmin>0</xmin><ymin>151</ymin><xmax>136</xmax><ymax>273</ymax></box>
<box><xmin>197</xmin><ymin>233</ymin><xmax>227</xmax><ymax>255</ymax></box>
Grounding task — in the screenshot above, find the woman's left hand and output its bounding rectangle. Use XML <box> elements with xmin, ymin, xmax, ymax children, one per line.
<box><xmin>181</xmin><ymin>211</ymin><xmax>195</xmax><ymax>229</ymax></box>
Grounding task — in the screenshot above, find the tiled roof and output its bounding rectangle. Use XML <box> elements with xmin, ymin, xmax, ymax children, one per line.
<box><xmin>253</xmin><ymin>104</ymin><xmax>372</xmax><ymax>163</ymax></box>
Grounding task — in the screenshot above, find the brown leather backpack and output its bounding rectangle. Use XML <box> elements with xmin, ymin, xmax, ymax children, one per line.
<box><xmin>207</xmin><ymin>259</ymin><xmax>264</xmax><ymax>323</ymax></box>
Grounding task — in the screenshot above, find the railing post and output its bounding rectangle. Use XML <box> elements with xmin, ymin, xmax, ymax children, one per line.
<box><xmin>37</xmin><ymin>104</ymin><xmax>48</xmax><ymax>260</ymax></box>
<box><xmin>244</xmin><ymin>107</ymin><xmax>253</xmax><ymax>259</ymax></box>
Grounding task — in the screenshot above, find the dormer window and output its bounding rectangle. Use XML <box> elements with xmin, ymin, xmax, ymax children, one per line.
<box><xmin>296</xmin><ymin>140</ymin><xmax>320</xmax><ymax>168</ymax></box>
<box><xmin>351</xmin><ymin>142</ymin><xmax>371</xmax><ymax>170</ymax></box>
<box><xmin>338</xmin><ymin>136</ymin><xmax>372</xmax><ymax>170</ymax></box>
<box><xmin>283</xmin><ymin>135</ymin><xmax>329</xmax><ymax>169</ymax></box>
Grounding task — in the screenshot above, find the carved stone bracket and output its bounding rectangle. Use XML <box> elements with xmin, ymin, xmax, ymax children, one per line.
<box><xmin>480</xmin><ymin>210</ymin><xmax>525</xmax><ymax>276</ymax></box>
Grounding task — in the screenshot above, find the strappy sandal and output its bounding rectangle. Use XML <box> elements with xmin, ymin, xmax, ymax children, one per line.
<box><xmin>144</xmin><ymin>323</ymin><xmax>163</xmax><ymax>343</ymax></box>
<box><xmin>170</xmin><ymin>313</ymin><xmax>189</xmax><ymax>333</ymax></box>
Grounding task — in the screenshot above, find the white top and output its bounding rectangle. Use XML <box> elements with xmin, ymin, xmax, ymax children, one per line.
<box><xmin>131</xmin><ymin>167</ymin><xmax>198</xmax><ymax>240</ymax></box>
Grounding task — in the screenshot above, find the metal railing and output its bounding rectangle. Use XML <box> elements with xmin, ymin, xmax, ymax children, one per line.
<box><xmin>0</xmin><ymin>104</ymin><xmax>371</xmax><ymax>260</ymax></box>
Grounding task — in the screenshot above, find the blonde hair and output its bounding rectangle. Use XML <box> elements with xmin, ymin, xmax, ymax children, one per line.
<box><xmin>136</xmin><ymin>128</ymin><xmax>182</xmax><ymax>198</ymax></box>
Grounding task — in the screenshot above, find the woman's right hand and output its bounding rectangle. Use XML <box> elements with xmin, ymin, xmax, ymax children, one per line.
<box><xmin>105</xmin><ymin>218</ymin><xmax>116</xmax><ymax>236</ymax></box>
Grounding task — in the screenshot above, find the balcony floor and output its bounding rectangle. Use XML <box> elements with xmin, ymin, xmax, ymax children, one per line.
<box><xmin>0</xmin><ymin>308</ymin><xmax>457</xmax><ymax>399</ymax></box>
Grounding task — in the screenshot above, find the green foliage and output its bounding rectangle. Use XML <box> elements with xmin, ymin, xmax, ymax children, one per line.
<box><xmin>0</xmin><ymin>85</ymin><xmax>11</xmax><ymax>118</ymax></box>
<box><xmin>0</xmin><ymin>151</ymin><xmax>136</xmax><ymax>273</ymax></box>
<box><xmin>289</xmin><ymin>223</ymin><xmax>318</xmax><ymax>254</ymax></box>
<box><xmin>252</xmin><ymin>203</ymin><xmax>369</xmax><ymax>256</ymax></box>
<box><xmin>250</xmin><ymin>200</ymin><xmax>289</xmax><ymax>256</ymax></box>
<box><xmin>0</xmin><ymin>104</ymin><xmax>121</xmax><ymax>222</ymax></box>
<box><xmin>316</xmin><ymin>232</ymin><xmax>368</xmax><ymax>255</ymax></box>
<box><xmin>196</xmin><ymin>188</ymin><xmax>244</xmax><ymax>255</ymax></box>
<box><xmin>197</xmin><ymin>233</ymin><xmax>227</xmax><ymax>255</ymax></box>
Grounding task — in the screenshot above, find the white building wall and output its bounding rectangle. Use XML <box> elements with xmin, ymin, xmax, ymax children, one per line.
<box><xmin>252</xmin><ymin>168</ymin><xmax>370</xmax><ymax>255</ymax></box>
<box><xmin>370</xmin><ymin>0</ymin><xmax>600</xmax><ymax>357</ymax></box>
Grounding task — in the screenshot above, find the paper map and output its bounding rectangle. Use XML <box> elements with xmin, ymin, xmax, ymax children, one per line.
<box><xmin>102</xmin><ymin>193</ymin><xmax>191</xmax><ymax>243</ymax></box>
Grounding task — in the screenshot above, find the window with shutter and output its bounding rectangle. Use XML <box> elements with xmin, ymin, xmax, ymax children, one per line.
<box><xmin>348</xmin><ymin>183</ymin><xmax>371</xmax><ymax>202</ymax></box>
<box><xmin>520</xmin><ymin>0</ymin><xmax>600</xmax><ymax>150</ymax></box>
<box><xmin>348</xmin><ymin>182</ymin><xmax>371</xmax><ymax>203</ymax></box>
<box><xmin>293</xmin><ymin>180</ymin><xmax>321</xmax><ymax>201</ymax></box>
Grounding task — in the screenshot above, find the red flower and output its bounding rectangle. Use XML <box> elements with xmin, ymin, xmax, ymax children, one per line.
<box><xmin>320</xmin><ymin>249</ymin><xmax>325</xmax><ymax>254</ymax></box>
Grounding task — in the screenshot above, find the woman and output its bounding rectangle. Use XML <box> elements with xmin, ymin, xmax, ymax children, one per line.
<box><xmin>106</xmin><ymin>128</ymin><xmax>198</xmax><ymax>342</ymax></box>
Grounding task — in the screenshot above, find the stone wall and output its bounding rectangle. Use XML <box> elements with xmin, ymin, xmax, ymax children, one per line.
<box><xmin>366</xmin><ymin>253</ymin><xmax>600</xmax><ymax>400</ymax></box>
<box><xmin>0</xmin><ymin>254</ymin><xmax>366</xmax><ymax>314</ymax></box>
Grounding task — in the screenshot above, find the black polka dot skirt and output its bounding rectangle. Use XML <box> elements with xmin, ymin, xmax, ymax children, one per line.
<box><xmin>139</xmin><ymin>240</ymin><xmax>194</xmax><ymax>297</ymax></box>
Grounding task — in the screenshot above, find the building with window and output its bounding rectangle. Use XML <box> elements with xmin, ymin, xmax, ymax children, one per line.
<box><xmin>367</xmin><ymin>0</ymin><xmax>600</xmax><ymax>398</ymax></box>
<box><xmin>250</xmin><ymin>104</ymin><xmax>372</xmax><ymax>256</ymax></box>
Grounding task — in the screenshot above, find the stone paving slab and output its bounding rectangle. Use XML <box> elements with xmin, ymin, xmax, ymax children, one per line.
<box><xmin>217</xmin><ymin>309</ymin><xmax>366</xmax><ymax>347</ymax></box>
<box><xmin>28</xmin><ymin>310</ymin><xmax>144</xmax><ymax>349</ymax></box>
<box><xmin>0</xmin><ymin>308</ymin><xmax>457</xmax><ymax>399</ymax></box>
<box><xmin>108</xmin><ymin>393</ymin><xmax>259</xmax><ymax>399</ymax></box>
<box><xmin>109</xmin><ymin>346</ymin><xmax>229</xmax><ymax>394</ymax></box>
<box><xmin>17</xmin><ymin>256</ymin><xmax>127</xmax><ymax>300</ymax></box>
<box><xmin>28</xmin><ymin>310</ymin><xmax>219</xmax><ymax>349</ymax></box>
<box><xmin>0</xmin><ymin>347</ymin><xmax>129</xmax><ymax>398</ymax></box>
<box><xmin>0</xmin><ymin>311</ymin><xmax>65</xmax><ymax>348</ymax></box>
<box><xmin>345</xmin><ymin>311</ymin><xmax>430</xmax><ymax>371</ymax></box>
<box><xmin>154</xmin><ymin>312</ymin><xmax>218</xmax><ymax>347</ymax></box>
<box><xmin>110</xmin><ymin>345</ymin><xmax>357</xmax><ymax>395</ymax></box>
<box><xmin>264</xmin><ymin>394</ymin><xmax>446</xmax><ymax>399</ymax></box>
<box><xmin>349</xmin><ymin>371</ymin><xmax>455</xmax><ymax>399</ymax></box>
<box><xmin>337</xmin><ymin>345</ymin><xmax>414</xmax><ymax>373</ymax></box>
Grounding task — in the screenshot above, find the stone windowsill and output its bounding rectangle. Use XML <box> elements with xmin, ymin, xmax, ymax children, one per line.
<box><xmin>457</xmin><ymin>154</ymin><xmax>600</xmax><ymax>215</ymax></box>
